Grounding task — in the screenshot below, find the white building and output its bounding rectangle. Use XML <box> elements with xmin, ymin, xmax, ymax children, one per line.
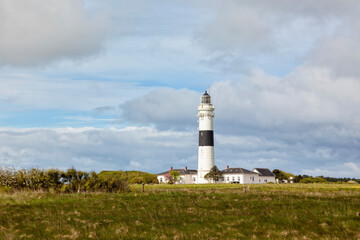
<box><xmin>157</xmin><ymin>165</ymin><xmax>275</xmax><ymax>184</ymax></box>
<box><xmin>252</xmin><ymin>168</ymin><xmax>276</xmax><ymax>183</ymax></box>
<box><xmin>197</xmin><ymin>91</ymin><xmax>215</xmax><ymax>183</ymax></box>
<box><xmin>220</xmin><ymin>166</ymin><xmax>259</xmax><ymax>184</ymax></box>
<box><xmin>157</xmin><ymin>167</ymin><xmax>197</xmax><ymax>184</ymax></box>
<box><xmin>156</xmin><ymin>91</ymin><xmax>276</xmax><ymax>184</ymax></box>
<box><xmin>220</xmin><ymin>167</ymin><xmax>275</xmax><ymax>184</ymax></box>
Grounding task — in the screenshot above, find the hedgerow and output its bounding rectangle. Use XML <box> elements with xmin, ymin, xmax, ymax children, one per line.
<box><xmin>0</xmin><ymin>167</ymin><xmax>129</xmax><ymax>193</ymax></box>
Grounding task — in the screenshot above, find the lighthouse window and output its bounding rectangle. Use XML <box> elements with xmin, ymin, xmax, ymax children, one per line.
<box><xmin>201</xmin><ymin>96</ymin><xmax>211</xmax><ymax>104</ymax></box>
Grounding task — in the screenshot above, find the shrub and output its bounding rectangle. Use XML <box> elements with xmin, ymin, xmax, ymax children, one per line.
<box><xmin>60</xmin><ymin>184</ymin><xmax>71</xmax><ymax>193</ymax></box>
<box><xmin>300</xmin><ymin>177</ymin><xmax>328</xmax><ymax>183</ymax></box>
<box><xmin>98</xmin><ymin>170</ymin><xmax>158</xmax><ymax>184</ymax></box>
<box><xmin>0</xmin><ymin>167</ymin><xmax>130</xmax><ymax>193</ymax></box>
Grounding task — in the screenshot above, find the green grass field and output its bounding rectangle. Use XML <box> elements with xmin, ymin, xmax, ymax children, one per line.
<box><xmin>0</xmin><ymin>183</ymin><xmax>359</xmax><ymax>239</ymax></box>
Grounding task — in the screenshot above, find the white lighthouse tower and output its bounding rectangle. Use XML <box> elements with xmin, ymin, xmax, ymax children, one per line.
<box><xmin>197</xmin><ymin>91</ymin><xmax>215</xmax><ymax>183</ymax></box>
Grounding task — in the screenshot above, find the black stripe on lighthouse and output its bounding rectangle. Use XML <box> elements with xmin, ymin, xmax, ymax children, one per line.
<box><xmin>199</xmin><ymin>130</ymin><xmax>214</xmax><ymax>146</ymax></box>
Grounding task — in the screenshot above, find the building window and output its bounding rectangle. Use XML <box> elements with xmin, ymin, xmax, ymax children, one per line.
<box><xmin>160</xmin><ymin>178</ymin><xmax>163</xmax><ymax>182</ymax></box>
<box><xmin>227</xmin><ymin>177</ymin><xmax>229</xmax><ymax>181</ymax></box>
<box><xmin>237</xmin><ymin>176</ymin><xmax>240</xmax><ymax>181</ymax></box>
<box><xmin>232</xmin><ymin>176</ymin><xmax>235</xmax><ymax>181</ymax></box>
<box><xmin>193</xmin><ymin>177</ymin><xmax>196</xmax><ymax>182</ymax></box>
<box><xmin>265</xmin><ymin>179</ymin><xmax>267</xmax><ymax>183</ymax></box>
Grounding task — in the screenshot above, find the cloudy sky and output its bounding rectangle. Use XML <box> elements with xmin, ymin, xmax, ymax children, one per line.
<box><xmin>0</xmin><ymin>0</ymin><xmax>359</xmax><ymax>177</ymax></box>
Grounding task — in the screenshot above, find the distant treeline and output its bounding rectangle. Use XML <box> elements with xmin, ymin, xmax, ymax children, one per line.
<box><xmin>305</xmin><ymin>175</ymin><xmax>360</xmax><ymax>184</ymax></box>
<box><xmin>272</xmin><ymin>169</ymin><xmax>360</xmax><ymax>184</ymax></box>
<box><xmin>0</xmin><ymin>168</ymin><xmax>131</xmax><ymax>193</ymax></box>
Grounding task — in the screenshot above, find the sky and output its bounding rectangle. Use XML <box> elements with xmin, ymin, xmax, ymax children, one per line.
<box><xmin>0</xmin><ymin>0</ymin><xmax>359</xmax><ymax>177</ymax></box>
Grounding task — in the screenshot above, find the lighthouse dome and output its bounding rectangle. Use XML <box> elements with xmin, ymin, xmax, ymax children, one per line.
<box><xmin>201</xmin><ymin>91</ymin><xmax>211</xmax><ymax>104</ymax></box>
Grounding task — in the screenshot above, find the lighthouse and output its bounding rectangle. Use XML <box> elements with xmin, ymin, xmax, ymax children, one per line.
<box><xmin>156</xmin><ymin>90</ymin><xmax>275</xmax><ymax>185</ymax></box>
<box><xmin>197</xmin><ymin>90</ymin><xmax>215</xmax><ymax>183</ymax></box>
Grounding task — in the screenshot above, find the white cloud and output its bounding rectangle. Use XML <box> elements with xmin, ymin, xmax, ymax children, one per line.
<box><xmin>301</xmin><ymin>162</ymin><xmax>360</xmax><ymax>178</ymax></box>
<box><xmin>0</xmin><ymin>119</ymin><xmax>358</xmax><ymax>177</ymax></box>
<box><xmin>196</xmin><ymin>0</ymin><xmax>360</xmax><ymax>75</ymax></box>
<box><xmin>0</xmin><ymin>0</ymin><xmax>111</xmax><ymax>67</ymax></box>
<box><xmin>197</xmin><ymin>1</ymin><xmax>274</xmax><ymax>54</ymax></box>
<box><xmin>120</xmin><ymin>87</ymin><xmax>199</xmax><ymax>130</ymax></box>
<box><xmin>0</xmin><ymin>127</ymin><xmax>197</xmax><ymax>173</ymax></box>
<box><xmin>212</xmin><ymin>66</ymin><xmax>360</xmax><ymax>129</ymax></box>
<box><xmin>215</xmin><ymin>134</ymin><xmax>284</xmax><ymax>150</ymax></box>
<box><xmin>306</xmin><ymin>15</ymin><xmax>360</xmax><ymax>77</ymax></box>
<box><xmin>122</xmin><ymin>66</ymin><xmax>360</xmax><ymax>131</ymax></box>
<box><xmin>127</xmin><ymin>160</ymin><xmax>143</xmax><ymax>169</ymax></box>
<box><xmin>0</xmin><ymin>73</ymin><xmax>150</xmax><ymax>111</ymax></box>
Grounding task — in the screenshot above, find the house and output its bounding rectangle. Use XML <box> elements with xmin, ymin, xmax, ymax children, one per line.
<box><xmin>157</xmin><ymin>167</ymin><xmax>197</xmax><ymax>184</ymax></box>
<box><xmin>219</xmin><ymin>166</ymin><xmax>259</xmax><ymax>184</ymax></box>
<box><xmin>252</xmin><ymin>168</ymin><xmax>276</xmax><ymax>183</ymax></box>
<box><xmin>157</xmin><ymin>165</ymin><xmax>275</xmax><ymax>184</ymax></box>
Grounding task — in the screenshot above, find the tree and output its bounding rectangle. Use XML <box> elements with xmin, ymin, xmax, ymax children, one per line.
<box><xmin>272</xmin><ymin>169</ymin><xmax>288</xmax><ymax>182</ymax></box>
<box><xmin>164</xmin><ymin>171</ymin><xmax>181</xmax><ymax>184</ymax></box>
<box><xmin>204</xmin><ymin>165</ymin><xmax>222</xmax><ymax>182</ymax></box>
<box><xmin>294</xmin><ymin>175</ymin><xmax>304</xmax><ymax>183</ymax></box>
<box><xmin>129</xmin><ymin>176</ymin><xmax>144</xmax><ymax>184</ymax></box>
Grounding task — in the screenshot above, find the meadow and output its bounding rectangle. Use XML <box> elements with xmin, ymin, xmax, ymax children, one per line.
<box><xmin>0</xmin><ymin>183</ymin><xmax>359</xmax><ymax>239</ymax></box>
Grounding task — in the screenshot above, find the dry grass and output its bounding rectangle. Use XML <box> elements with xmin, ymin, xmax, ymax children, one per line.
<box><xmin>0</xmin><ymin>183</ymin><xmax>359</xmax><ymax>239</ymax></box>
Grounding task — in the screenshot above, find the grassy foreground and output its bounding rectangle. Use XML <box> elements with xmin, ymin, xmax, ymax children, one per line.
<box><xmin>0</xmin><ymin>184</ymin><xmax>359</xmax><ymax>239</ymax></box>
